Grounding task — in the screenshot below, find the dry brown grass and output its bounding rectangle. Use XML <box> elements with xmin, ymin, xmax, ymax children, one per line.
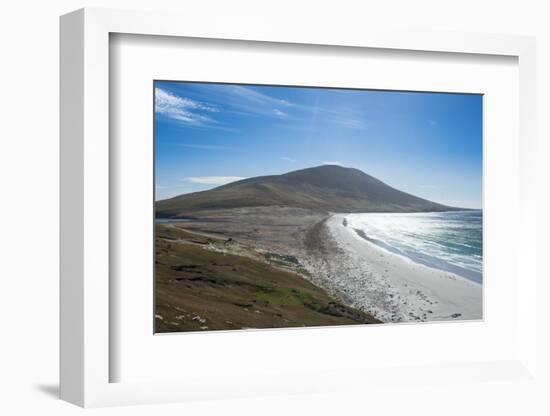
<box><xmin>155</xmin><ymin>224</ymin><xmax>380</xmax><ymax>333</ymax></box>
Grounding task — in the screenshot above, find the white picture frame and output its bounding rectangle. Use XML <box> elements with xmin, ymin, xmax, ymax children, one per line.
<box><xmin>60</xmin><ymin>7</ymin><xmax>537</xmax><ymax>407</ymax></box>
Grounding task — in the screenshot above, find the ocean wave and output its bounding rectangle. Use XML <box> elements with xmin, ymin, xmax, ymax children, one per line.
<box><xmin>345</xmin><ymin>210</ymin><xmax>483</xmax><ymax>283</ymax></box>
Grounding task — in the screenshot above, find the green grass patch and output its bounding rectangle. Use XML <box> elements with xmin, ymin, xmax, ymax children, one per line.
<box><xmin>264</xmin><ymin>252</ymin><xmax>300</xmax><ymax>265</ymax></box>
<box><xmin>295</xmin><ymin>267</ymin><xmax>312</xmax><ymax>277</ymax></box>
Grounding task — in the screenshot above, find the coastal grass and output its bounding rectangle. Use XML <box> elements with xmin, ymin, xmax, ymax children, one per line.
<box><xmin>155</xmin><ymin>224</ymin><xmax>379</xmax><ymax>333</ymax></box>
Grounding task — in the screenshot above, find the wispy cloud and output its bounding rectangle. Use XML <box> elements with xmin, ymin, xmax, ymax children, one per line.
<box><xmin>159</xmin><ymin>83</ymin><xmax>373</xmax><ymax>134</ymax></box>
<box><xmin>230</xmin><ymin>85</ymin><xmax>293</xmax><ymax>108</ymax></box>
<box><xmin>215</xmin><ymin>85</ymin><xmax>297</xmax><ymax>119</ymax></box>
<box><xmin>273</xmin><ymin>109</ymin><xmax>288</xmax><ymax>118</ymax></box>
<box><xmin>179</xmin><ymin>143</ymin><xmax>229</xmax><ymax>151</ymax></box>
<box><xmin>182</xmin><ymin>176</ymin><xmax>246</xmax><ymax>185</ymax></box>
<box><xmin>280</xmin><ymin>156</ymin><xmax>296</xmax><ymax>162</ymax></box>
<box><xmin>155</xmin><ymin>88</ymin><xmax>217</xmax><ymax>126</ymax></box>
<box><xmin>179</xmin><ymin>84</ymin><xmax>300</xmax><ymax>120</ymax></box>
<box><xmin>322</xmin><ymin>161</ymin><xmax>342</xmax><ymax>166</ymax></box>
<box><xmin>428</xmin><ymin>119</ymin><xmax>438</xmax><ymax>127</ymax></box>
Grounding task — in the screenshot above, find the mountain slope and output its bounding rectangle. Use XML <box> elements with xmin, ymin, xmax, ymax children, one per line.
<box><xmin>156</xmin><ymin>165</ymin><xmax>458</xmax><ymax>217</ymax></box>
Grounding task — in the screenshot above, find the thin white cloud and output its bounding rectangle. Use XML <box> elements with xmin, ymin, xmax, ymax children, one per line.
<box><xmin>196</xmin><ymin>85</ymin><xmax>298</xmax><ymax>119</ymax></box>
<box><xmin>273</xmin><ymin>109</ymin><xmax>288</xmax><ymax>118</ymax></box>
<box><xmin>322</xmin><ymin>161</ymin><xmax>342</xmax><ymax>166</ymax></box>
<box><xmin>280</xmin><ymin>157</ymin><xmax>296</xmax><ymax>162</ymax></box>
<box><xmin>155</xmin><ymin>88</ymin><xmax>218</xmax><ymax>126</ymax></box>
<box><xmin>230</xmin><ymin>86</ymin><xmax>294</xmax><ymax>108</ymax></box>
<box><xmin>182</xmin><ymin>176</ymin><xmax>246</xmax><ymax>185</ymax></box>
<box><xmin>179</xmin><ymin>84</ymin><xmax>371</xmax><ymax>128</ymax></box>
<box><xmin>428</xmin><ymin>119</ymin><xmax>438</xmax><ymax>127</ymax></box>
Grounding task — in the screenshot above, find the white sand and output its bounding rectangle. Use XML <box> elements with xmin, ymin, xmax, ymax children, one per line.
<box><xmin>309</xmin><ymin>214</ymin><xmax>482</xmax><ymax>323</ymax></box>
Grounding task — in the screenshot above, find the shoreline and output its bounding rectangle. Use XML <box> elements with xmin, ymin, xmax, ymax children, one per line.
<box><xmin>317</xmin><ymin>214</ymin><xmax>482</xmax><ymax>322</ymax></box>
<box><xmin>342</xmin><ymin>210</ymin><xmax>483</xmax><ymax>284</ymax></box>
<box><xmin>155</xmin><ymin>206</ymin><xmax>483</xmax><ymax>328</ymax></box>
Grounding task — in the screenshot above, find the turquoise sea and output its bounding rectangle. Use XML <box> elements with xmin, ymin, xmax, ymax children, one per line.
<box><xmin>346</xmin><ymin>210</ymin><xmax>483</xmax><ymax>283</ymax></box>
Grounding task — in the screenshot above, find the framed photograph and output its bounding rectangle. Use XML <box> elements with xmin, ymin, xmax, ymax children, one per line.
<box><xmin>60</xmin><ymin>8</ymin><xmax>538</xmax><ymax>407</ymax></box>
<box><xmin>153</xmin><ymin>81</ymin><xmax>483</xmax><ymax>333</ymax></box>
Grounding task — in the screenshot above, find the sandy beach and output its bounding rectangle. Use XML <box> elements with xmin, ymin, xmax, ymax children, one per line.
<box><xmin>311</xmin><ymin>214</ymin><xmax>483</xmax><ymax>322</ymax></box>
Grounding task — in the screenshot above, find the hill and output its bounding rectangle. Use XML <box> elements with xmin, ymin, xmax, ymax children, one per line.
<box><xmin>156</xmin><ymin>165</ymin><xmax>458</xmax><ymax>217</ymax></box>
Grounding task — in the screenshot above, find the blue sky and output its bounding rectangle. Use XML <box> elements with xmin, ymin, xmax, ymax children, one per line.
<box><xmin>155</xmin><ymin>81</ymin><xmax>483</xmax><ymax>208</ymax></box>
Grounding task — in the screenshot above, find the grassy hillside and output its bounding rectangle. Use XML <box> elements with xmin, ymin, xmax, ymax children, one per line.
<box><xmin>156</xmin><ymin>165</ymin><xmax>457</xmax><ymax>217</ymax></box>
<box><xmin>155</xmin><ymin>224</ymin><xmax>379</xmax><ymax>332</ymax></box>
